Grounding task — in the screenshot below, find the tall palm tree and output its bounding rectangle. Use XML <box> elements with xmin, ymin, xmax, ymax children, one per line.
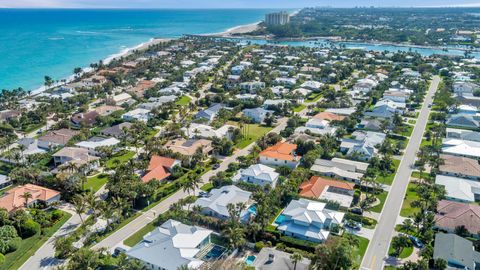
<box><xmin>20</xmin><ymin>192</ymin><xmax>33</xmax><ymax>208</ymax></box>
<box><xmin>72</xmin><ymin>194</ymin><xmax>86</xmax><ymax>224</ymax></box>
<box><xmin>290</xmin><ymin>252</ymin><xmax>303</xmax><ymax>270</ymax></box>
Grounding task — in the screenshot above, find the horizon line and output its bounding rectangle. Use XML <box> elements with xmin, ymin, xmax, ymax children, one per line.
<box><xmin>2</xmin><ymin>6</ymin><xmax>480</xmax><ymax>10</ymax></box>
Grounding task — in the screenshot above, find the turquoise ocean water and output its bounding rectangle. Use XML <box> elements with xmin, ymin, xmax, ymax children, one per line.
<box><xmin>0</xmin><ymin>9</ymin><xmax>276</xmax><ymax>91</ymax></box>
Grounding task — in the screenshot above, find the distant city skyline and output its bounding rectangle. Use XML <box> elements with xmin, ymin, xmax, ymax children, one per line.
<box><xmin>2</xmin><ymin>0</ymin><xmax>480</xmax><ymax>9</ymax></box>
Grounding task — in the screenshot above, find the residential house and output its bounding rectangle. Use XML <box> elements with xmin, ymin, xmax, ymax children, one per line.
<box><xmin>301</xmin><ymin>80</ymin><xmax>324</xmax><ymax>91</ymax></box>
<box><xmin>433</xmin><ymin>233</ymin><xmax>480</xmax><ymax>270</ymax></box>
<box><xmin>75</xmin><ymin>137</ymin><xmax>121</xmax><ymax>156</ymax></box>
<box><xmin>0</xmin><ymin>184</ymin><xmax>60</xmax><ymax>213</ymax></box>
<box><xmin>299</xmin><ymin>176</ymin><xmax>355</xmax><ymax>208</ymax></box>
<box><xmin>122</xmin><ymin>108</ymin><xmax>151</xmax><ymax>122</ymax></box>
<box><xmin>38</xmin><ymin>129</ymin><xmax>80</xmax><ymax>149</ymax></box>
<box><xmin>182</xmin><ymin>123</ymin><xmax>235</xmax><ymax>139</ymax></box>
<box><xmin>313</xmin><ymin>111</ymin><xmax>346</xmax><ymax>122</ymax></box>
<box><xmin>142</xmin><ymin>155</ymin><xmax>181</xmax><ymax>183</ymax></box>
<box><xmin>128</xmin><ymin>80</ymin><xmax>157</xmax><ymax>98</ymax></box>
<box><xmin>93</xmin><ymin>105</ymin><xmax>123</xmax><ymax>116</ymax></box>
<box><xmin>455</xmin><ymin>93</ymin><xmax>480</xmax><ymax>107</ymax></box>
<box><xmin>276</xmin><ymin>198</ymin><xmax>344</xmax><ymax>243</ymax></box>
<box><xmin>126</xmin><ymin>219</ymin><xmax>213</xmax><ymax>270</ymax></box>
<box><xmin>259</xmin><ymin>142</ymin><xmax>300</xmax><ymax>169</ymax></box>
<box><xmin>239</xmin><ymin>81</ymin><xmax>266</xmax><ymax>93</ymax></box>
<box><xmin>192</xmin><ymin>185</ymin><xmax>255</xmax><ymax>223</ymax></box>
<box><xmin>106</xmin><ymin>93</ymin><xmax>133</xmax><ymax>106</ymax></box>
<box><xmin>295</xmin><ymin>118</ymin><xmax>337</xmax><ymax>136</ymax></box>
<box><xmin>453</xmin><ymin>81</ymin><xmax>479</xmax><ymax>94</ymax></box>
<box><xmin>52</xmin><ymin>147</ymin><xmax>100</xmax><ymax>168</ymax></box>
<box><xmin>442</xmin><ymin>138</ymin><xmax>480</xmax><ymax>159</ymax></box>
<box><xmin>253</xmin><ymin>248</ymin><xmax>311</xmax><ymax>270</ymax></box>
<box><xmin>340</xmin><ymin>131</ymin><xmax>386</xmax><ymax>160</ymax></box>
<box><xmin>439</xmin><ymin>154</ymin><xmax>480</xmax><ymax>181</ymax></box>
<box><xmin>242</xmin><ymin>108</ymin><xmax>274</xmax><ymax>124</ymax></box>
<box><xmin>164</xmin><ymin>138</ymin><xmax>213</xmax><ymax>157</ymax></box>
<box><xmin>325</xmin><ymin>107</ymin><xmax>356</xmax><ymax>116</ymax></box>
<box><xmin>435</xmin><ymin>200</ymin><xmax>480</xmax><ymax>237</ymax></box>
<box><xmin>17</xmin><ymin>138</ymin><xmax>47</xmax><ymax>156</ymax></box>
<box><xmin>71</xmin><ymin>111</ymin><xmax>100</xmax><ymax>127</ymax></box>
<box><xmin>101</xmin><ymin>122</ymin><xmax>133</xmax><ymax>138</ymax></box>
<box><xmin>357</xmin><ymin>119</ymin><xmax>385</xmax><ymax>132</ymax></box>
<box><xmin>195</xmin><ymin>103</ymin><xmax>226</xmax><ymax>123</ymax></box>
<box><xmin>274</xmin><ymin>77</ymin><xmax>297</xmax><ymax>87</ymax></box>
<box><xmin>446</xmin><ymin>114</ymin><xmax>480</xmax><ymax>129</ymax></box>
<box><xmin>310</xmin><ymin>158</ymin><xmax>369</xmax><ymax>183</ymax></box>
<box><xmin>233</xmin><ymin>164</ymin><xmax>280</xmax><ymax>188</ymax></box>
<box><xmin>0</xmin><ymin>109</ymin><xmax>21</xmax><ymax>123</ymax></box>
<box><xmin>446</xmin><ymin>128</ymin><xmax>480</xmax><ymax>142</ymax></box>
<box><xmin>435</xmin><ymin>174</ymin><xmax>480</xmax><ymax>202</ymax></box>
<box><xmin>353</xmin><ymin>78</ymin><xmax>378</xmax><ymax>93</ymax></box>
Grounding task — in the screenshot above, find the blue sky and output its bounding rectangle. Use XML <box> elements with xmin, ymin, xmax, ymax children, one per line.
<box><xmin>1</xmin><ymin>0</ymin><xmax>480</xmax><ymax>8</ymax></box>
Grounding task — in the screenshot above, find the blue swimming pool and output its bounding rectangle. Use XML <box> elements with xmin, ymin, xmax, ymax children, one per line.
<box><xmin>274</xmin><ymin>214</ymin><xmax>286</xmax><ymax>224</ymax></box>
<box><xmin>203</xmin><ymin>245</ymin><xmax>226</xmax><ymax>261</ymax></box>
<box><xmin>247</xmin><ymin>205</ymin><xmax>257</xmax><ymax>215</ymax></box>
<box><xmin>245</xmin><ymin>255</ymin><xmax>256</xmax><ymax>265</ymax></box>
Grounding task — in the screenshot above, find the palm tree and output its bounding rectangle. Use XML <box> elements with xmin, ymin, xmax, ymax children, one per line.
<box><xmin>72</xmin><ymin>194</ymin><xmax>86</xmax><ymax>224</ymax></box>
<box><xmin>85</xmin><ymin>192</ymin><xmax>99</xmax><ymax>220</ymax></box>
<box><xmin>20</xmin><ymin>192</ymin><xmax>33</xmax><ymax>208</ymax></box>
<box><xmin>290</xmin><ymin>252</ymin><xmax>303</xmax><ymax>270</ymax></box>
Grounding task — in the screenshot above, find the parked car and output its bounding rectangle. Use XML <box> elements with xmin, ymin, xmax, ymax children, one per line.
<box><xmin>113</xmin><ymin>247</ymin><xmax>127</xmax><ymax>258</ymax></box>
<box><xmin>213</xmin><ymin>163</ymin><xmax>220</xmax><ymax>170</ymax></box>
<box><xmin>408</xmin><ymin>235</ymin><xmax>424</xmax><ymax>248</ymax></box>
<box><xmin>345</xmin><ymin>220</ymin><xmax>362</xmax><ymax>230</ymax></box>
<box><xmin>350</xmin><ymin>207</ymin><xmax>363</xmax><ymax>215</ymax></box>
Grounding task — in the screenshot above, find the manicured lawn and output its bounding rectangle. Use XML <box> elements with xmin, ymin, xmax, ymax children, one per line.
<box><xmin>377</xmin><ymin>159</ymin><xmax>400</xmax><ymax>186</ymax></box>
<box><xmin>106</xmin><ymin>151</ymin><xmax>135</xmax><ymax>169</ymax></box>
<box><xmin>411</xmin><ymin>171</ymin><xmax>431</xmax><ymax>181</ymax></box>
<box><xmin>176</xmin><ymin>95</ymin><xmax>192</xmax><ymax>106</ymax></box>
<box><xmin>400</xmin><ymin>183</ymin><xmax>420</xmax><ymax>217</ymax></box>
<box><xmin>0</xmin><ymin>210</ymin><xmax>72</xmax><ymax>270</ymax></box>
<box><xmin>306</xmin><ymin>93</ymin><xmax>322</xmax><ymax>102</ymax></box>
<box><xmin>388</xmin><ymin>245</ymin><xmax>413</xmax><ymax>259</ymax></box>
<box><xmin>348</xmin><ymin>234</ymin><xmax>369</xmax><ymax>266</ymax></box>
<box><xmin>408</xmin><ymin>119</ymin><xmax>416</xmax><ymax>125</ymax></box>
<box><xmin>84</xmin><ymin>174</ymin><xmax>109</xmax><ymax>193</ymax></box>
<box><xmin>124</xmin><ymin>221</ymin><xmax>156</xmax><ymax>247</ymax></box>
<box><xmin>293</xmin><ymin>104</ymin><xmax>306</xmax><ymax>112</ymax></box>
<box><xmin>235</xmin><ymin>124</ymin><xmax>273</xmax><ymax>149</ymax></box>
<box><xmin>395</xmin><ymin>125</ymin><xmax>413</xmax><ymax>137</ymax></box>
<box><xmin>200</xmin><ymin>183</ymin><xmax>214</xmax><ymax>192</ymax></box>
<box><xmin>368</xmin><ymin>191</ymin><xmax>388</xmax><ymax>213</ymax></box>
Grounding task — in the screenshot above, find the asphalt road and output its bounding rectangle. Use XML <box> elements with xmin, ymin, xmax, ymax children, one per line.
<box><xmin>92</xmin><ymin>116</ymin><xmax>290</xmax><ymax>251</ymax></box>
<box><xmin>360</xmin><ymin>75</ymin><xmax>441</xmax><ymax>270</ymax></box>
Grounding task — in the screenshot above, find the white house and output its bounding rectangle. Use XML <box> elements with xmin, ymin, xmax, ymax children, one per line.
<box><xmin>340</xmin><ymin>131</ymin><xmax>386</xmax><ymax>160</ymax></box>
<box><xmin>442</xmin><ymin>138</ymin><xmax>480</xmax><ymax>159</ymax></box>
<box><xmin>75</xmin><ymin>137</ymin><xmax>121</xmax><ymax>156</ymax></box>
<box><xmin>453</xmin><ymin>82</ymin><xmax>479</xmax><ymax>94</ymax></box>
<box><xmin>192</xmin><ymin>185</ymin><xmax>255</xmax><ymax>223</ymax></box>
<box><xmin>435</xmin><ymin>175</ymin><xmax>480</xmax><ymax>202</ymax></box>
<box><xmin>353</xmin><ymin>78</ymin><xmax>378</xmax><ymax>93</ymax></box>
<box><xmin>122</xmin><ymin>108</ymin><xmax>151</xmax><ymax>122</ymax></box>
<box><xmin>243</xmin><ymin>108</ymin><xmax>274</xmax><ymax>124</ymax></box>
<box><xmin>259</xmin><ymin>142</ymin><xmax>300</xmax><ymax>169</ymax></box>
<box><xmin>276</xmin><ymin>198</ymin><xmax>344</xmax><ymax>243</ymax></box>
<box><xmin>182</xmin><ymin>123</ymin><xmax>235</xmax><ymax>139</ymax></box>
<box><xmin>126</xmin><ymin>220</ymin><xmax>214</xmax><ymax>270</ymax></box>
<box><xmin>233</xmin><ymin>164</ymin><xmax>280</xmax><ymax>188</ymax></box>
<box><xmin>295</xmin><ymin>118</ymin><xmax>337</xmax><ymax>136</ymax></box>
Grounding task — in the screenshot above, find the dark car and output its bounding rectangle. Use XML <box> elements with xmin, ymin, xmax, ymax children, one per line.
<box><xmin>212</xmin><ymin>163</ymin><xmax>220</xmax><ymax>170</ymax></box>
<box><xmin>408</xmin><ymin>235</ymin><xmax>424</xmax><ymax>248</ymax></box>
<box><xmin>113</xmin><ymin>247</ymin><xmax>127</xmax><ymax>258</ymax></box>
<box><xmin>345</xmin><ymin>220</ymin><xmax>362</xmax><ymax>230</ymax></box>
<box><xmin>350</xmin><ymin>207</ymin><xmax>363</xmax><ymax>215</ymax></box>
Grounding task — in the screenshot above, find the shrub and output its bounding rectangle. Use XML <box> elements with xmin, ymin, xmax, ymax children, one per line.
<box><xmin>254</xmin><ymin>241</ymin><xmax>265</xmax><ymax>252</ymax></box>
<box><xmin>345</xmin><ymin>213</ymin><xmax>377</xmax><ymax>227</ymax></box>
<box><xmin>20</xmin><ymin>219</ymin><xmax>40</xmax><ymax>238</ymax></box>
<box><xmin>51</xmin><ymin>210</ymin><xmax>63</xmax><ymax>222</ymax></box>
<box><xmin>0</xmin><ymin>253</ymin><xmax>4</xmax><ymax>265</ymax></box>
<box><xmin>279</xmin><ymin>236</ymin><xmax>317</xmax><ymax>252</ymax></box>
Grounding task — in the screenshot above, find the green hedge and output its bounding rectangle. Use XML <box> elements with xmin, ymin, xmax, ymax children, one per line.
<box><xmin>345</xmin><ymin>213</ymin><xmax>377</xmax><ymax>227</ymax></box>
<box><xmin>279</xmin><ymin>236</ymin><xmax>318</xmax><ymax>252</ymax></box>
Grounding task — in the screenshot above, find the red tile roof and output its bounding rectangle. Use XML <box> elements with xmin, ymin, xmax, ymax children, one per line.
<box><xmin>435</xmin><ymin>200</ymin><xmax>480</xmax><ymax>234</ymax></box>
<box><xmin>299</xmin><ymin>176</ymin><xmax>354</xmax><ymax>199</ymax></box>
<box><xmin>259</xmin><ymin>142</ymin><xmax>299</xmax><ymax>162</ymax></box>
<box><xmin>313</xmin><ymin>112</ymin><xmax>346</xmax><ymax>121</ymax></box>
<box><xmin>0</xmin><ymin>184</ymin><xmax>60</xmax><ymax>213</ymax></box>
<box><xmin>141</xmin><ymin>156</ymin><xmax>178</xmax><ymax>183</ymax></box>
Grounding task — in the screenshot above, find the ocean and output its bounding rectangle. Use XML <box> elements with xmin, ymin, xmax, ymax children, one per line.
<box><xmin>0</xmin><ymin>9</ymin><xmax>276</xmax><ymax>91</ymax></box>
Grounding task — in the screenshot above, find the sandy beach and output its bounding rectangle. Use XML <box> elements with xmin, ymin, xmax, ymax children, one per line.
<box><xmin>30</xmin><ymin>38</ymin><xmax>169</xmax><ymax>96</ymax></box>
<box><xmin>205</xmin><ymin>21</ymin><xmax>261</xmax><ymax>37</ymax></box>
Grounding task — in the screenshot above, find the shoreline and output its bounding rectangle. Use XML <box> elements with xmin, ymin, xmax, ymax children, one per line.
<box><xmin>30</xmin><ymin>37</ymin><xmax>169</xmax><ymax>96</ymax></box>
